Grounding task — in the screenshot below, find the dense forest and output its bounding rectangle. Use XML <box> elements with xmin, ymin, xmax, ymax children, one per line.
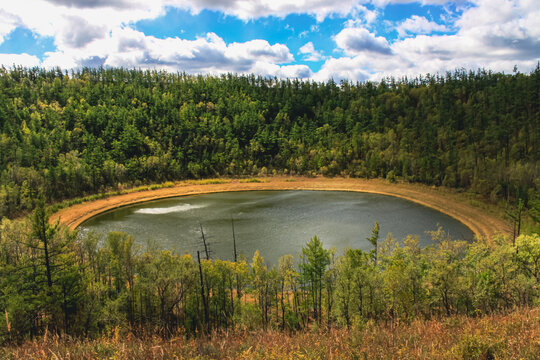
<box><xmin>0</xmin><ymin>66</ymin><xmax>539</xmax><ymax>350</ymax></box>
<box><xmin>0</xmin><ymin>66</ymin><xmax>539</xmax><ymax>219</ymax></box>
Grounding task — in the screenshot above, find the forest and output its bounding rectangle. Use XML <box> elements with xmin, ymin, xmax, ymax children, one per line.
<box><xmin>0</xmin><ymin>66</ymin><xmax>539</xmax><ymax>357</ymax></box>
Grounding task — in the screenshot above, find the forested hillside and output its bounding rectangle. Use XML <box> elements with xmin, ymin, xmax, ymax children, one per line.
<box><xmin>1</xmin><ymin>66</ymin><xmax>539</xmax><ymax>218</ymax></box>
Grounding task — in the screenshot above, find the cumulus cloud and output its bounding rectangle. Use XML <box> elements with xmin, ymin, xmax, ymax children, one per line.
<box><xmin>299</xmin><ymin>42</ymin><xmax>323</xmax><ymax>61</ymax></box>
<box><xmin>166</xmin><ymin>0</ymin><xmax>361</xmax><ymax>22</ymax></box>
<box><xmin>349</xmin><ymin>4</ymin><xmax>379</xmax><ymax>24</ymax></box>
<box><xmin>228</xmin><ymin>39</ymin><xmax>293</xmax><ymax>63</ymax></box>
<box><xmin>314</xmin><ymin>0</ymin><xmax>540</xmax><ymax>82</ymax></box>
<box><xmin>12</xmin><ymin>0</ymin><xmax>466</xmax><ymax>21</ymax></box>
<box><xmin>59</xmin><ymin>16</ymin><xmax>107</xmax><ymax>48</ymax></box>
<box><xmin>0</xmin><ymin>53</ymin><xmax>41</xmax><ymax>68</ymax></box>
<box><xmin>0</xmin><ymin>10</ymin><xmax>20</xmax><ymax>44</ymax></box>
<box><xmin>371</xmin><ymin>0</ymin><xmax>466</xmax><ymax>6</ymax></box>
<box><xmin>39</xmin><ymin>28</ymin><xmax>296</xmax><ymax>77</ymax></box>
<box><xmin>257</xmin><ymin>64</ymin><xmax>313</xmax><ymax>78</ymax></box>
<box><xmin>44</xmin><ymin>0</ymin><xmax>135</xmax><ymax>9</ymax></box>
<box><xmin>312</xmin><ymin>56</ymin><xmax>372</xmax><ymax>82</ymax></box>
<box><xmin>278</xmin><ymin>64</ymin><xmax>313</xmax><ymax>78</ymax></box>
<box><xmin>334</xmin><ymin>27</ymin><xmax>392</xmax><ymax>55</ymax></box>
<box><xmin>397</xmin><ymin>15</ymin><xmax>449</xmax><ymax>37</ymax></box>
<box><xmin>1</xmin><ymin>0</ymin><xmax>163</xmax><ymax>40</ymax></box>
<box><xmin>453</xmin><ymin>0</ymin><xmax>540</xmax><ymax>62</ymax></box>
<box><xmin>0</xmin><ymin>0</ymin><xmax>303</xmax><ymax>76</ymax></box>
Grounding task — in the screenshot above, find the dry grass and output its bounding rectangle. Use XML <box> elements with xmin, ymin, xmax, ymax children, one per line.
<box><xmin>3</xmin><ymin>308</ymin><xmax>538</xmax><ymax>360</ymax></box>
<box><xmin>238</xmin><ymin>178</ymin><xmax>266</xmax><ymax>183</ymax></box>
<box><xmin>186</xmin><ymin>179</ymin><xmax>231</xmax><ymax>185</ymax></box>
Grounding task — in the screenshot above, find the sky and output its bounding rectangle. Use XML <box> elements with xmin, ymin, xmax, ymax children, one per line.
<box><xmin>0</xmin><ymin>0</ymin><xmax>539</xmax><ymax>82</ymax></box>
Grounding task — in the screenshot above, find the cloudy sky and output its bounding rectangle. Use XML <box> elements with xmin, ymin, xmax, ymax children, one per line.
<box><xmin>0</xmin><ymin>0</ymin><xmax>538</xmax><ymax>81</ymax></box>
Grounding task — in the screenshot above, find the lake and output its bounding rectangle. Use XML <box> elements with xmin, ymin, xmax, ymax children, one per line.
<box><xmin>80</xmin><ymin>190</ymin><xmax>474</xmax><ymax>264</ymax></box>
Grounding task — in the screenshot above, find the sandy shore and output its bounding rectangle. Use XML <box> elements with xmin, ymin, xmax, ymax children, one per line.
<box><xmin>50</xmin><ymin>177</ymin><xmax>511</xmax><ymax>241</ymax></box>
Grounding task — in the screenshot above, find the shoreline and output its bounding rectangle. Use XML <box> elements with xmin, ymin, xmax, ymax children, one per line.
<box><xmin>49</xmin><ymin>177</ymin><xmax>511</xmax><ymax>240</ymax></box>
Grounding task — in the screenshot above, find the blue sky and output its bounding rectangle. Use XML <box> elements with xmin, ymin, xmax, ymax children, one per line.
<box><xmin>0</xmin><ymin>0</ymin><xmax>538</xmax><ymax>81</ymax></box>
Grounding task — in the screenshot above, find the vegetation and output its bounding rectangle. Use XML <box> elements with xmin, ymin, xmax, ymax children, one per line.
<box><xmin>2</xmin><ymin>307</ymin><xmax>539</xmax><ymax>359</ymax></box>
<box><xmin>1</xmin><ymin>65</ymin><xmax>539</xmax><ymax>357</ymax></box>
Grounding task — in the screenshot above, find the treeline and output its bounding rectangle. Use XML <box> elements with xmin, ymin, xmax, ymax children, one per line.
<box><xmin>1</xmin><ymin>66</ymin><xmax>539</xmax><ymax>219</ymax></box>
<box><xmin>0</xmin><ymin>206</ymin><xmax>538</xmax><ymax>342</ymax></box>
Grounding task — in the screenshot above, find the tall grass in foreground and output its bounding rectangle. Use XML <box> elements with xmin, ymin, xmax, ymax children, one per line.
<box><xmin>2</xmin><ymin>307</ymin><xmax>538</xmax><ymax>360</ymax></box>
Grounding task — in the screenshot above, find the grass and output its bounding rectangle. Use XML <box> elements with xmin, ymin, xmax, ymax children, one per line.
<box><xmin>238</xmin><ymin>178</ymin><xmax>264</xmax><ymax>183</ymax></box>
<box><xmin>186</xmin><ymin>179</ymin><xmax>230</xmax><ymax>185</ymax></box>
<box><xmin>2</xmin><ymin>307</ymin><xmax>538</xmax><ymax>359</ymax></box>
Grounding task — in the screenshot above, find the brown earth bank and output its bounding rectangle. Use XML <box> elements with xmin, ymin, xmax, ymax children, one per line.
<box><xmin>2</xmin><ymin>307</ymin><xmax>538</xmax><ymax>359</ymax></box>
<box><xmin>50</xmin><ymin>177</ymin><xmax>511</xmax><ymax>241</ymax></box>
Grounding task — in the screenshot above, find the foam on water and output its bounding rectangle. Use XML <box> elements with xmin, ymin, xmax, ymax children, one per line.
<box><xmin>135</xmin><ymin>204</ymin><xmax>205</xmax><ymax>214</ymax></box>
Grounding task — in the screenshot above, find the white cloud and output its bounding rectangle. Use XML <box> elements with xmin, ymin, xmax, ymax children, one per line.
<box><xmin>0</xmin><ymin>0</ymin><xmax>361</xmax><ymax>73</ymax></box>
<box><xmin>34</xmin><ymin>0</ymin><xmax>466</xmax><ymax>15</ymax></box>
<box><xmin>38</xmin><ymin>28</ymin><xmax>297</xmax><ymax>77</ymax></box>
<box><xmin>334</xmin><ymin>27</ymin><xmax>392</xmax><ymax>55</ymax></box>
<box><xmin>350</xmin><ymin>4</ymin><xmax>379</xmax><ymax>24</ymax></box>
<box><xmin>397</xmin><ymin>15</ymin><xmax>449</xmax><ymax>37</ymax></box>
<box><xmin>276</xmin><ymin>64</ymin><xmax>313</xmax><ymax>78</ymax></box>
<box><xmin>228</xmin><ymin>39</ymin><xmax>293</xmax><ymax>63</ymax></box>
<box><xmin>0</xmin><ymin>0</ymin><xmax>164</xmax><ymax>54</ymax></box>
<box><xmin>299</xmin><ymin>42</ymin><xmax>323</xmax><ymax>61</ymax></box>
<box><xmin>455</xmin><ymin>0</ymin><xmax>540</xmax><ymax>60</ymax></box>
<box><xmin>312</xmin><ymin>56</ymin><xmax>372</xmax><ymax>82</ymax></box>
<box><xmin>0</xmin><ymin>10</ymin><xmax>20</xmax><ymax>44</ymax></box>
<box><xmin>370</xmin><ymin>0</ymin><xmax>465</xmax><ymax>6</ymax></box>
<box><xmin>43</xmin><ymin>0</ymin><xmax>137</xmax><ymax>9</ymax></box>
<box><xmin>59</xmin><ymin>16</ymin><xmax>108</xmax><ymax>48</ymax></box>
<box><xmin>311</xmin><ymin>0</ymin><xmax>540</xmax><ymax>82</ymax></box>
<box><xmin>0</xmin><ymin>0</ymin><xmax>302</xmax><ymax>75</ymax></box>
<box><xmin>166</xmin><ymin>0</ymin><xmax>361</xmax><ymax>22</ymax></box>
<box><xmin>0</xmin><ymin>53</ymin><xmax>41</xmax><ymax>68</ymax></box>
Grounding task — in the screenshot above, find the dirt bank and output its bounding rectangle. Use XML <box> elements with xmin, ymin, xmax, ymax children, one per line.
<box><xmin>50</xmin><ymin>177</ymin><xmax>511</xmax><ymax>240</ymax></box>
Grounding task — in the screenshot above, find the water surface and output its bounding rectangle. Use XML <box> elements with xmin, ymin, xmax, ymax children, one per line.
<box><xmin>80</xmin><ymin>191</ymin><xmax>473</xmax><ymax>264</ymax></box>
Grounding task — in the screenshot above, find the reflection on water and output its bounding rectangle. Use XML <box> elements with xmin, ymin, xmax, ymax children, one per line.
<box><xmin>80</xmin><ymin>191</ymin><xmax>474</xmax><ymax>264</ymax></box>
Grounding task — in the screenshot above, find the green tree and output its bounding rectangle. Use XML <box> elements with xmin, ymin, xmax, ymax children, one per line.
<box><xmin>425</xmin><ymin>228</ymin><xmax>467</xmax><ymax>315</ymax></box>
<box><xmin>278</xmin><ymin>254</ymin><xmax>298</xmax><ymax>330</ymax></box>
<box><xmin>139</xmin><ymin>251</ymin><xmax>196</xmax><ymax>333</ymax></box>
<box><xmin>367</xmin><ymin>222</ymin><xmax>380</xmax><ymax>265</ymax></box>
<box><xmin>300</xmin><ymin>236</ymin><xmax>330</xmax><ymax>324</ymax></box>
<box><xmin>251</xmin><ymin>250</ymin><xmax>269</xmax><ymax>329</ymax></box>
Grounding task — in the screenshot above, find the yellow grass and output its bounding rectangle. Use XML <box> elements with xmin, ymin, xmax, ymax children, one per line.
<box><xmin>2</xmin><ymin>307</ymin><xmax>538</xmax><ymax>359</ymax></box>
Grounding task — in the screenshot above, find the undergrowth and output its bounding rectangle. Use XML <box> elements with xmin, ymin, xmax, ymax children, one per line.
<box><xmin>2</xmin><ymin>308</ymin><xmax>538</xmax><ymax>360</ymax></box>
